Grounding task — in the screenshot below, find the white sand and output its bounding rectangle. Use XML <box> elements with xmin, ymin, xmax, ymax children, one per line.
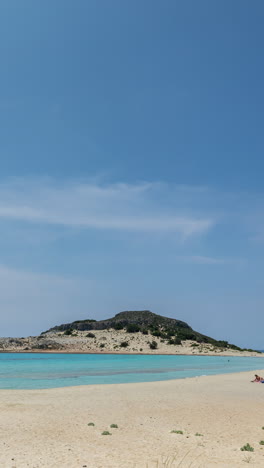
<box><xmin>1</xmin><ymin>329</ymin><xmax>262</xmax><ymax>357</ymax></box>
<box><xmin>1</xmin><ymin>370</ymin><xmax>264</xmax><ymax>467</ymax></box>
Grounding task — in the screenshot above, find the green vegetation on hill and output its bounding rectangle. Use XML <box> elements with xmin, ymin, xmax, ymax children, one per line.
<box><xmin>43</xmin><ymin>310</ymin><xmax>260</xmax><ymax>352</ymax></box>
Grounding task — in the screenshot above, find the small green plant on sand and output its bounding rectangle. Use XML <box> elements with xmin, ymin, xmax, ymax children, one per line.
<box><xmin>110</xmin><ymin>424</ymin><xmax>118</xmax><ymax>428</ymax></box>
<box><xmin>259</xmin><ymin>440</ymin><xmax>264</xmax><ymax>445</ymax></box>
<box><xmin>87</xmin><ymin>422</ymin><xmax>95</xmax><ymax>426</ymax></box>
<box><xmin>240</xmin><ymin>443</ymin><xmax>254</xmax><ymax>452</ymax></box>
<box><xmin>171</xmin><ymin>430</ymin><xmax>183</xmax><ymax>434</ymax></box>
<box><xmin>195</xmin><ymin>433</ymin><xmax>203</xmax><ymax>436</ymax></box>
<box><xmin>102</xmin><ymin>431</ymin><xmax>111</xmax><ymax>435</ymax></box>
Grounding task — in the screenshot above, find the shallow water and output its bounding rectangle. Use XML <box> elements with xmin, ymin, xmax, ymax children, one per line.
<box><xmin>0</xmin><ymin>353</ymin><xmax>263</xmax><ymax>389</ymax></box>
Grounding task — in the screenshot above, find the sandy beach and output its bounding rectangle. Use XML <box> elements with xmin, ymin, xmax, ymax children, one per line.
<box><xmin>1</xmin><ymin>370</ymin><xmax>264</xmax><ymax>468</ymax></box>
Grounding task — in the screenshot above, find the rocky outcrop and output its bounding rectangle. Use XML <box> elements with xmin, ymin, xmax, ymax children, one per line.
<box><xmin>46</xmin><ymin>310</ymin><xmax>191</xmax><ymax>333</ymax></box>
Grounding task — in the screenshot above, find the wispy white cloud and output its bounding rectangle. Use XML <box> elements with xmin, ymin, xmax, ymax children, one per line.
<box><xmin>177</xmin><ymin>255</ymin><xmax>245</xmax><ymax>266</ymax></box>
<box><xmin>179</xmin><ymin>255</ymin><xmax>228</xmax><ymax>265</ymax></box>
<box><xmin>0</xmin><ymin>178</ymin><xmax>214</xmax><ymax>237</ymax></box>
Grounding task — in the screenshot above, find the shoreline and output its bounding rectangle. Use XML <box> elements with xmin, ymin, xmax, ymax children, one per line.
<box><xmin>1</xmin><ymin>349</ymin><xmax>264</xmax><ymax>357</ymax></box>
<box><xmin>1</xmin><ymin>369</ymin><xmax>264</xmax><ymax>467</ymax></box>
<box><xmin>1</xmin><ymin>368</ymin><xmax>264</xmax><ymax>392</ymax></box>
<box><xmin>1</xmin><ymin>355</ymin><xmax>264</xmax><ymax>393</ymax></box>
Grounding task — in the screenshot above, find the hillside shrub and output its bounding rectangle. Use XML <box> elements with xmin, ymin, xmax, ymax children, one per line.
<box><xmin>126</xmin><ymin>324</ymin><xmax>140</xmax><ymax>333</ymax></box>
<box><xmin>64</xmin><ymin>329</ymin><xmax>73</xmax><ymax>335</ymax></box>
<box><xmin>120</xmin><ymin>341</ymin><xmax>129</xmax><ymax>348</ymax></box>
<box><xmin>149</xmin><ymin>340</ymin><xmax>158</xmax><ymax>350</ymax></box>
<box><xmin>168</xmin><ymin>338</ymin><xmax>182</xmax><ymax>345</ymax></box>
<box><xmin>86</xmin><ymin>332</ymin><xmax>95</xmax><ymax>338</ymax></box>
<box><xmin>112</xmin><ymin>322</ymin><xmax>124</xmax><ymax>330</ymax></box>
<box><xmin>174</xmin><ymin>337</ymin><xmax>182</xmax><ymax>345</ymax></box>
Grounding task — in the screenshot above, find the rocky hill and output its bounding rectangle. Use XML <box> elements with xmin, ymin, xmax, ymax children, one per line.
<box><xmin>1</xmin><ymin>311</ymin><xmax>260</xmax><ymax>355</ymax></box>
<box><xmin>45</xmin><ymin>310</ymin><xmax>242</xmax><ymax>350</ymax></box>
<box><xmin>46</xmin><ymin>310</ymin><xmax>190</xmax><ymax>332</ymax></box>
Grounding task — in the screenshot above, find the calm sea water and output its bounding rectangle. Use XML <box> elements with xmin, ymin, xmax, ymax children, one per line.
<box><xmin>0</xmin><ymin>353</ymin><xmax>263</xmax><ymax>390</ymax></box>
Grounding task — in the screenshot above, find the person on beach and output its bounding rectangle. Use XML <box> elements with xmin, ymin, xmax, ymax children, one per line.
<box><xmin>251</xmin><ymin>374</ymin><xmax>264</xmax><ymax>382</ymax></box>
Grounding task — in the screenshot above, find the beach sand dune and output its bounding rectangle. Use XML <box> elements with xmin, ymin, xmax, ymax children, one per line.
<box><xmin>1</xmin><ymin>370</ymin><xmax>264</xmax><ymax>467</ymax></box>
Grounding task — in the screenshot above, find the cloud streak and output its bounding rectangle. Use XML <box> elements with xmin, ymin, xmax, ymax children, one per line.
<box><xmin>0</xmin><ymin>179</ymin><xmax>214</xmax><ymax>237</ymax></box>
<box><xmin>179</xmin><ymin>255</ymin><xmax>228</xmax><ymax>265</ymax></box>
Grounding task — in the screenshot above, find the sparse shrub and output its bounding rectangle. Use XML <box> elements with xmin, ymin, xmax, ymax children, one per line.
<box><xmin>195</xmin><ymin>433</ymin><xmax>203</xmax><ymax>436</ymax></box>
<box><xmin>87</xmin><ymin>422</ymin><xmax>95</xmax><ymax>426</ymax></box>
<box><xmin>240</xmin><ymin>443</ymin><xmax>254</xmax><ymax>452</ymax></box>
<box><xmin>120</xmin><ymin>341</ymin><xmax>129</xmax><ymax>348</ymax></box>
<box><xmin>171</xmin><ymin>430</ymin><xmax>183</xmax><ymax>434</ymax></box>
<box><xmin>140</xmin><ymin>348</ymin><xmax>143</xmax><ymax>351</ymax></box>
<box><xmin>174</xmin><ymin>337</ymin><xmax>182</xmax><ymax>345</ymax></box>
<box><xmin>167</xmin><ymin>338</ymin><xmax>181</xmax><ymax>345</ymax></box>
<box><xmin>152</xmin><ymin>330</ymin><xmax>161</xmax><ymax>337</ymax></box>
<box><xmin>229</xmin><ymin>344</ymin><xmax>242</xmax><ymax>351</ymax></box>
<box><xmin>86</xmin><ymin>332</ymin><xmax>95</xmax><ymax>338</ymax></box>
<box><xmin>110</xmin><ymin>424</ymin><xmax>118</xmax><ymax>428</ymax></box>
<box><xmin>102</xmin><ymin>431</ymin><xmax>111</xmax><ymax>435</ymax></box>
<box><xmin>112</xmin><ymin>322</ymin><xmax>123</xmax><ymax>330</ymax></box>
<box><xmin>149</xmin><ymin>340</ymin><xmax>158</xmax><ymax>350</ymax></box>
<box><xmin>100</xmin><ymin>343</ymin><xmax>105</xmax><ymax>348</ymax></box>
<box><xmin>126</xmin><ymin>324</ymin><xmax>140</xmax><ymax>333</ymax></box>
<box><xmin>191</xmin><ymin>343</ymin><xmax>199</xmax><ymax>347</ymax></box>
<box><xmin>142</xmin><ymin>329</ymin><xmax>148</xmax><ymax>335</ymax></box>
<box><xmin>64</xmin><ymin>329</ymin><xmax>73</xmax><ymax>335</ymax></box>
<box><xmin>217</xmin><ymin>340</ymin><xmax>228</xmax><ymax>348</ymax></box>
<box><xmin>259</xmin><ymin>440</ymin><xmax>264</xmax><ymax>445</ymax></box>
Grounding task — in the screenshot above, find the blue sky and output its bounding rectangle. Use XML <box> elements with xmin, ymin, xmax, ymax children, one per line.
<box><xmin>0</xmin><ymin>1</ymin><xmax>264</xmax><ymax>348</ymax></box>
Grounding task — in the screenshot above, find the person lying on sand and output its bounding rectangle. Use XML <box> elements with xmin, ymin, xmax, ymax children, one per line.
<box><xmin>251</xmin><ymin>374</ymin><xmax>264</xmax><ymax>382</ymax></box>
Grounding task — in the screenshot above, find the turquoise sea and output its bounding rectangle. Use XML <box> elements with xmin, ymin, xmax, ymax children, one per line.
<box><xmin>0</xmin><ymin>353</ymin><xmax>263</xmax><ymax>389</ymax></box>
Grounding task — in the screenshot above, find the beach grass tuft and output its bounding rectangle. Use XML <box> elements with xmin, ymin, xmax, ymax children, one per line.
<box><xmin>243</xmin><ymin>455</ymin><xmax>252</xmax><ymax>464</ymax></box>
<box><xmin>259</xmin><ymin>440</ymin><xmax>264</xmax><ymax>445</ymax></box>
<box><xmin>240</xmin><ymin>443</ymin><xmax>254</xmax><ymax>452</ymax></box>
<box><xmin>102</xmin><ymin>431</ymin><xmax>112</xmax><ymax>435</ymax></box>
<box><xmin>110</xmin><ymin>424</ymin><xmax>118</xmax><ymax>428</ymax></box>
<box><xmin>145</xmin><ymin>455</ymin><xmax>177</xmax><ymax>467</ymax></box>
<box><xmin>195</xmin><ymin>433</ymin><xmax>203</xmax><ymax>436</ymax></box>
<box><xmin>170</xmin><ymin>430</ymin><xmax>183</xmax><ymax>434</ymax></box>
<box><xmin>87</xmin><ymin>422</ymin><xmax>95</xmax><ymax>426</ymax></box>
